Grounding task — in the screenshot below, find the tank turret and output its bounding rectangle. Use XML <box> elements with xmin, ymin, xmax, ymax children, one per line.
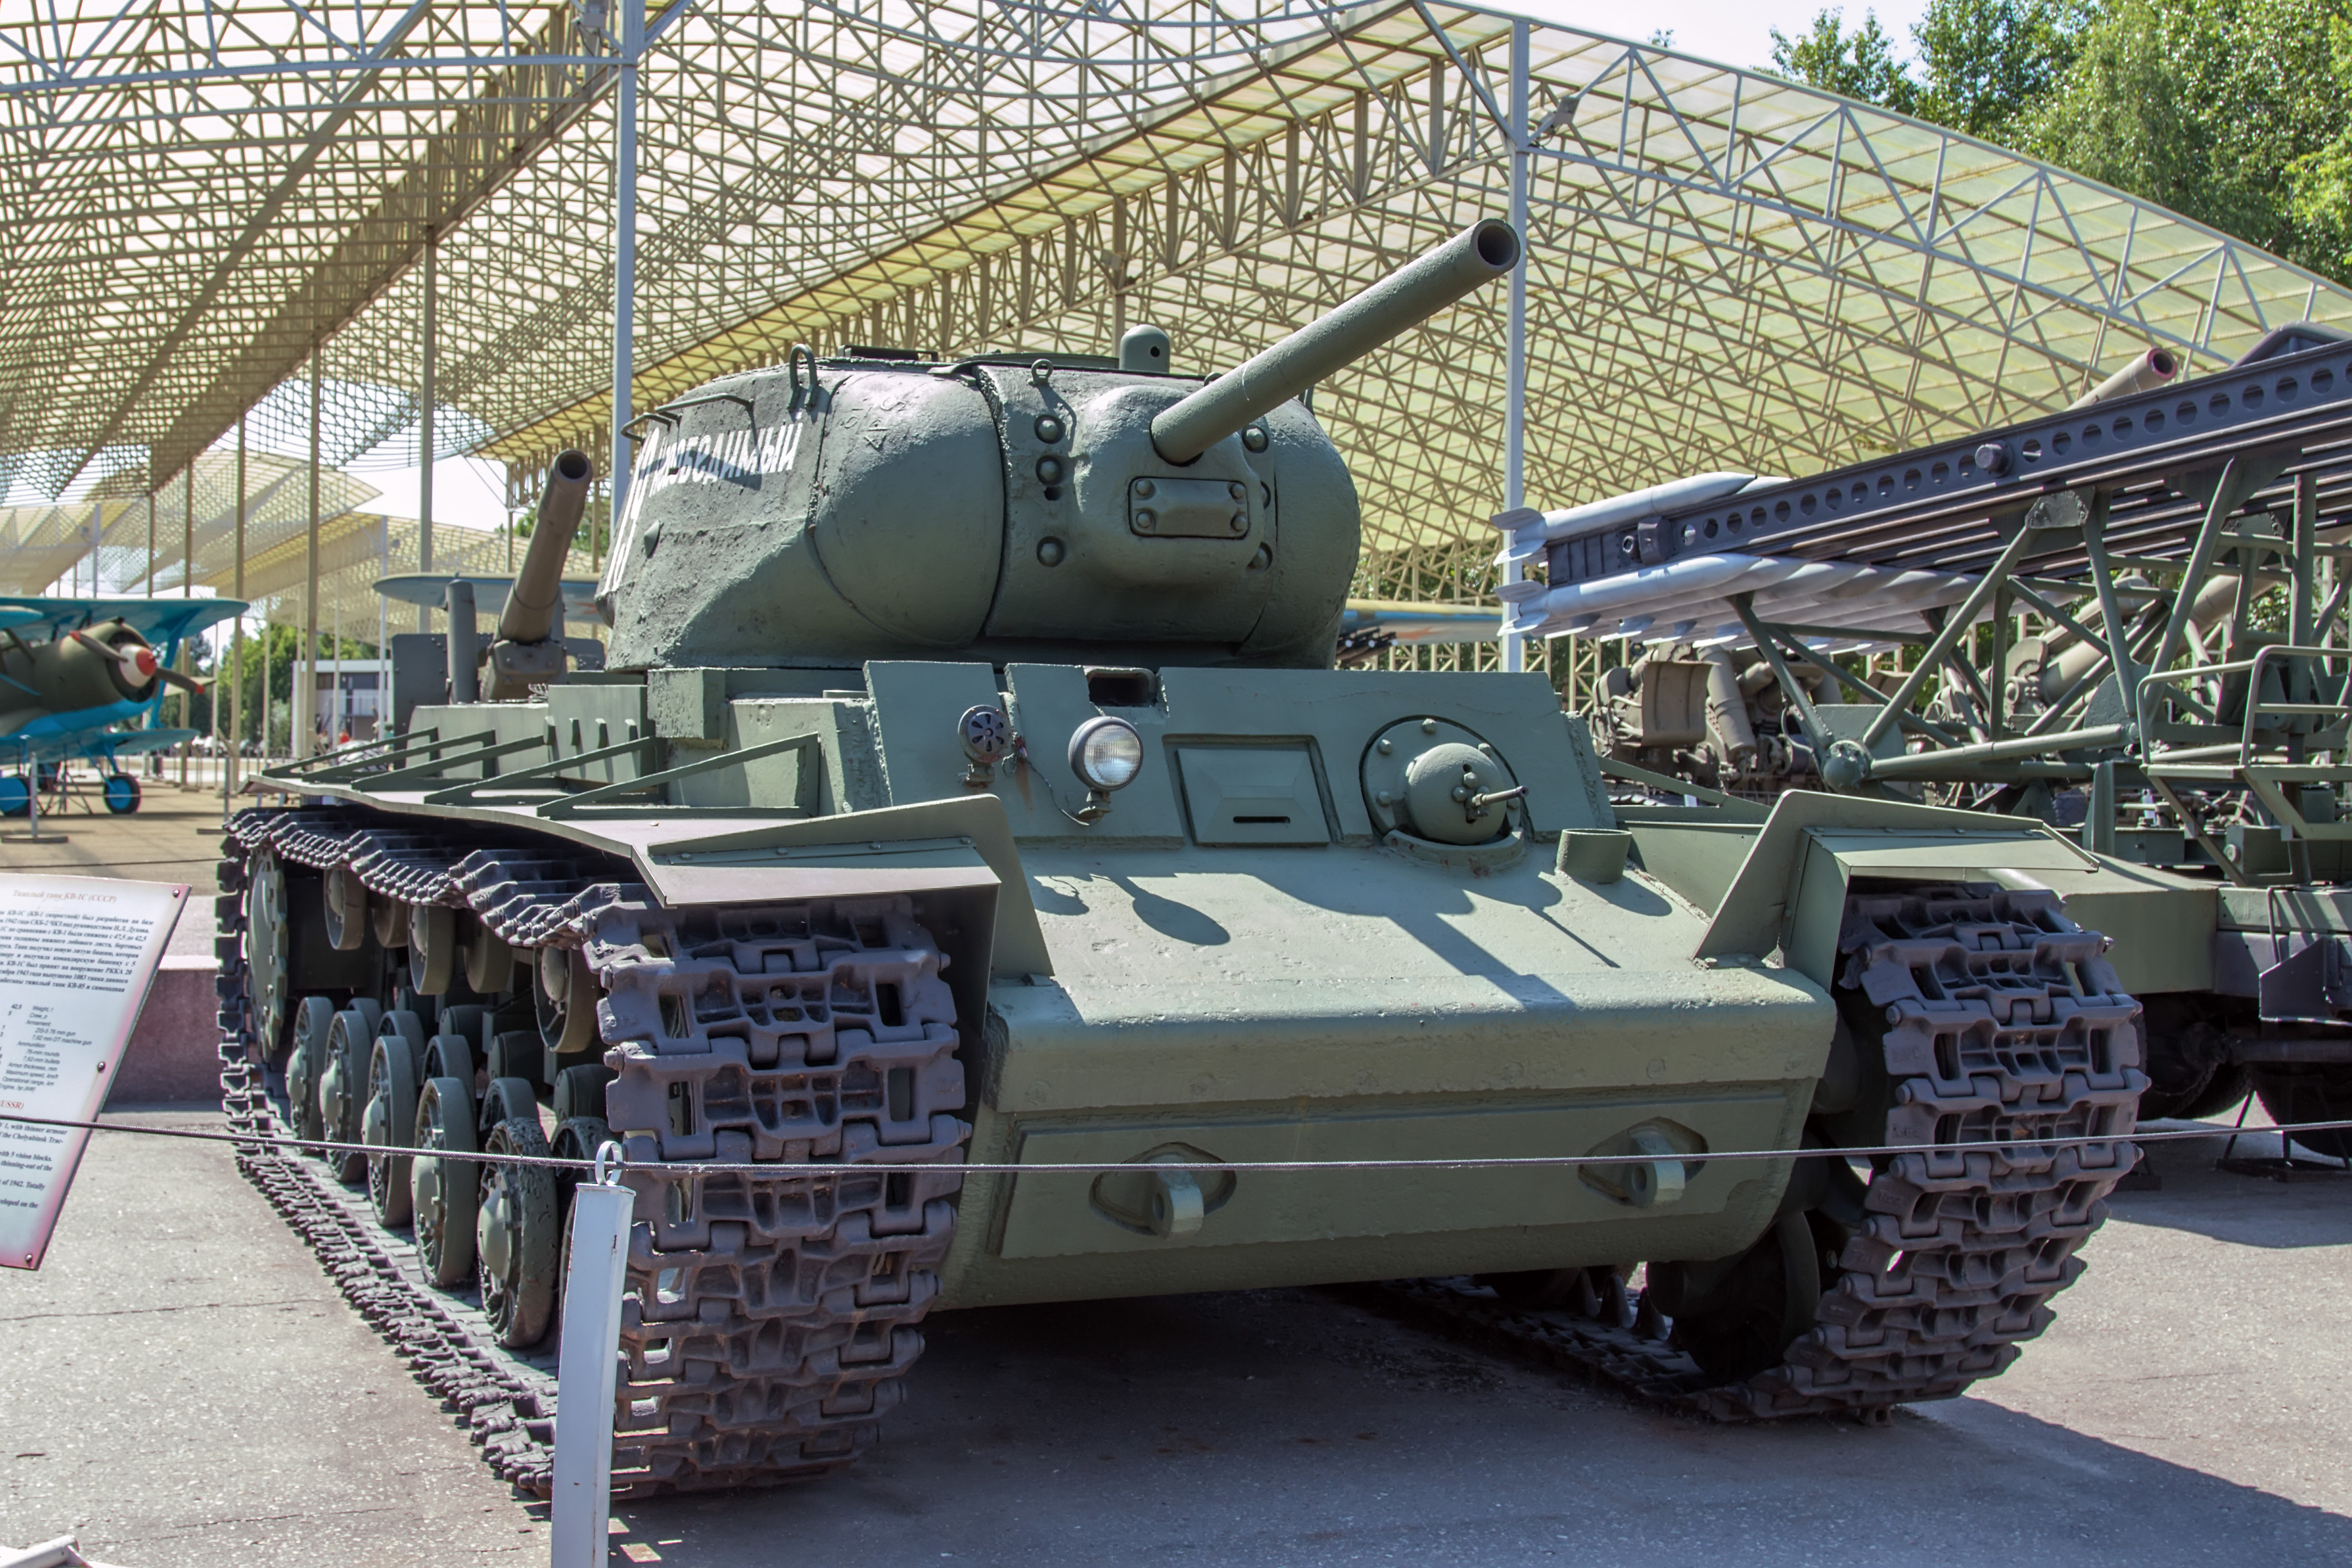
<box><xmin>600</xmin><ymin>220</ymin><xmax>1520</xmax><ymax>672</ymax></box>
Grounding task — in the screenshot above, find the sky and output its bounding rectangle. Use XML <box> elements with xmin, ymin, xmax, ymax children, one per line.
<box><xmin>361</xmin><ymin>453</ymin><xmax>514</xmax><ymax>536</ymax></box>
<box><xmin>344</xmin><ymin>1</ymin><xmax>1933</xmax><ymax>537</ymax></box>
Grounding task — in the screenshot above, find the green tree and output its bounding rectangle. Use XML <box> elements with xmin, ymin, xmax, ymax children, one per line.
<box><xmin>2289</xmin><ymin>20</ymin><xmax>2352</xmax><ymax>278</ymax></box>
<box><xmin>221</xmin><ymin>624</ymin><xmax>376</xmax><ymax>754</ymax></box>
<box><xmin>2026</xmin><ymin>0</ymin><xmax>2347</xmax><ymax>265</ymax></box>
<box><xmin>1911</xmin><ymin>0</ymin><xmax>2089</xmax><ymax>141</ymax></box>
<box><xmin>1769</xmin><ymin>8</ymin><xmax>1918</xmax><ymax>111</ymax></box>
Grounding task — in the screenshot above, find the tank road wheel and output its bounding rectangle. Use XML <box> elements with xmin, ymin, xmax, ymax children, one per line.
<box><xmin>411</xmin><ymin>1077</ymin><xmax>480</xmax><ymax>1287</ymax></box>
<box><xmin>2252</xmin><ymin>1065</ymin><xmax>2352</xmax><ymax>1161</ymax></box>
<box><xmin>477</xmin><ymin>1116</ymin><xmax>560</xmax><ymax>1348</ymax></box>
<box><xmin>1642</xmin><ymin>887</ymin><xmax>2144</xmax><ymax>1416</ymax></box>
<box><xmin>365</xmin><ymin>1033</ymin><xmax>422</xmax><ymax>1225</ymax></box>
<box><xmin>1478</xmin><ymin>1265</ymin><xmax>1635</xmax><ymax>1326</ymax></box>
<box><xmin>241</xmin><ymin>850</ymin><xmax>294</xmax><ymax>1056</ymax></box>
<box><xmin>550</xmin><ymin>1111</ymin><xmax>615</xmax><ymax>1313</ymax></box>
<box><xmin>319</xmin><ymin>1003</ymin><xmax>383</xmax><ymax>1182</ymax></box>
<box><xmin>283</xmin><ymin>996</ymin><xmax>337</xmax><ymax>1144</ymax></box>
<box><xmin>1648</xmin><ymin>1211</ymin><xmax>1829</xmax><ymax>1383</ymax></box>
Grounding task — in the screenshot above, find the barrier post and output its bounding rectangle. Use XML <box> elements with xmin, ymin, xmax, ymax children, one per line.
<box><xmin>549</xmin><ymin>1145</ymin><xmax>632</xmax><ymax>1568</ymax></box>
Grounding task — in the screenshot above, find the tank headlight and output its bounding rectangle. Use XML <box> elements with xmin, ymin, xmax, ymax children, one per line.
<box><xmin>1069</xmin><ymin>716</ymin><xmax>1144</xmax><ymax>792</ymax></box>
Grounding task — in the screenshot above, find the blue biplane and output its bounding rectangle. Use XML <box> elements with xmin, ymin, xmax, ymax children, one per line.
<box><xmin>0</xmin><ymin>594</ymin><xmax>247</xmax><ymax>815</ymax></box>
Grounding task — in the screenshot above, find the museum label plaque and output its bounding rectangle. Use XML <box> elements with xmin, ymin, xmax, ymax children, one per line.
<box><xmin>0</xmin><ymin>874</ymin><xmax>187</xmax><ymax>1268</ymax></box>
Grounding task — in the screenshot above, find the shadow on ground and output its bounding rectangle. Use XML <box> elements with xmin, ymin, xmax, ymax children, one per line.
<box><xmin>609</xmin><ymin>1284</ymin><xmax>2351</xmax><ymax>1568</ymax></box>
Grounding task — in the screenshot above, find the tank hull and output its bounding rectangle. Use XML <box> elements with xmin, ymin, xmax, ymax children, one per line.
<box><xmin>228</xmin><ymin>656</ymin><xmax>2142</xmax><ymax>1491</ymax></box>
<box><xmin>943</xmin><ymin>844</ymin><xmax>1828</xmax><ymax>1307</ymax></box>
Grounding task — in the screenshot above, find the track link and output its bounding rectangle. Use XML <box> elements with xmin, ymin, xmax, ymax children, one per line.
<box><xmin>214</xmin><ymin>805</ymin><xmax>969</xmax><ymax>1493</ymax></box>
<box><xmin>1379</xmin><ymin>886</ymin><xmax>2144</xmax><ymax>1420</ymax></box>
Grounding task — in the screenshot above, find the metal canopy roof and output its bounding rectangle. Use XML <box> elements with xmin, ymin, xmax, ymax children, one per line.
<box><xmin>7</xmin><ymin>0</ymin><xmax>2351</xmax><ymax>615</ymax></box>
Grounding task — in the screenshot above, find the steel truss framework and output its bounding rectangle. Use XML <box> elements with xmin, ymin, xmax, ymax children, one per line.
<box><xmin>6</xmin><ymin>0</ymin><xmax>2352</xmax><ymax>649</ymax></box>
<box><xmin>0</xmin><ymin>443</ymin><xmax>596</xmax><ymax>633</ymax></box>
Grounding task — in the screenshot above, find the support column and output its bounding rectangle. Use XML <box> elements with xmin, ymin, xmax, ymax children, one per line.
<box><xmin>226</xmin><ymin>418</ymin><xmax>245</xmax><ymax>819</ymax></box>
<box><xmin>145</xmin><ymin>490</ymin><xmax>155</xmax><ymax>596</ymax></box>
<box><xmin>301</xmin><ymin>363</ymin><xmax>322</xmax><ymax>761</ymax></box>
<box><xmin>180</xmin><ymin>467</ymin><xmax>194</xmax><ymax>786</ymax></box>
<box><xmin>1499</xmin><ymin>20</ymin><xmax>1530</xmax><ymax>676</ymax></box>
<box><xmin>419</xmin><ymin>229</ymin><xmax>437</xmax><ymax>633</ymax></box>
<box><xmin>609</xmin><ymin>0</ymin><xmax>644</xmax><ymax>536</ymax></box>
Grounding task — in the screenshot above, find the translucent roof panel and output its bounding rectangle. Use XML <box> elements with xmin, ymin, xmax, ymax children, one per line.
<box><xmin>7</xmin><ymin>1</ymin><xmax>2350</xmax><ymax>603</ymax></box>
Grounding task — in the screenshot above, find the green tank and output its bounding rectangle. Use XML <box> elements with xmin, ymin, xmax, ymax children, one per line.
<box><xmin>218</xmin><ymin>219</ymin><xmax>2145</xmax><ymax>1496</ymax></box>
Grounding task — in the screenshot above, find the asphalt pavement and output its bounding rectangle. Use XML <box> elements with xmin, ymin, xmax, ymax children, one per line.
<box><xmin>3</xmin><ymin>1111</ymin><xmax>2347</xmax><ymax>1567</ymax></box>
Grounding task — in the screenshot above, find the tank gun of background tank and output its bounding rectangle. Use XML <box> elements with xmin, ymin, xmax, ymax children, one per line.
<box><xmin>484</xmin><ymin>448</ymin><xmax>594</xmax><ymax>701</ymax></box>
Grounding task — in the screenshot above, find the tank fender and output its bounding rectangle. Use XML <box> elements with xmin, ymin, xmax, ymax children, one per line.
<box><xmin>629</xmin><ymin>793</ymin><xmax>1051</xmax><ymax>1032</ymax></box>
<box><xmin>1689</xmin><ymin>791</ymin><xmax>2103</xmax><ymax>987</ymax></box>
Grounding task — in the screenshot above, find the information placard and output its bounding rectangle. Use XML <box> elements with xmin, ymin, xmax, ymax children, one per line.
<box><xmin>0</xmin><ymin>874</ymin><xmax>187</xmax><ymax>1269</ymax></box>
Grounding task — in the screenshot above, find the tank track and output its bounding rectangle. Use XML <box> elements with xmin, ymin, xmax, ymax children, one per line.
<box><xmin>1376</xmin><ymin>886</ymin><xmax>2145</xmax><ymax>1420</ymax></box>
<box><xmin>213</xmin><ymin>804</ymin><xmax>969</xmax><ymax>1494</ymax></box>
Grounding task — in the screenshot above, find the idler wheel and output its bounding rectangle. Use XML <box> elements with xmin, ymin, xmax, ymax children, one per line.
<box><xmin>365</xmin><ymin>1033</ymin><xmax>422</xmax><ymax>1225</ymax></box>
<box><xmin>477</xmin><ymin>1115</ymin><xmax>560</xmax><ymax>1348</ymax></box>
<box><xmin>411</xmin><ymin>1076</ymin><xmax>480</xmax><ymax>1286</ymax></box>
<box><xmin>284</xmin><ymin>996</ymin><xmax>336</xmax><ymax>1144</ymax></box>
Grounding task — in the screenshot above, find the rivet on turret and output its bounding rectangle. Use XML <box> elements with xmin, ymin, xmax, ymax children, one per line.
<box><xmin>1034</xmin><ymin>414</ymin><xmax>1065</xmax><ymax>443</ymax></box>
<box><xmin>1228</xmin><ymin>482</ymin><xmax>1246</xmax><ymax>500</ymax></box>
<box><xmin>1376</xmin><ymin>738</ymin><xmax>1393</xmax><ymax>755</ymax></box>
<box><xmin>1229</xmin><ymin>513</ymin><xmax>1246</xmax><ymax>533</ymax></box>
<box><xmin>1242</xmin><ymin>425</ymin><xmax>1269</xmax><ymax>453</ymax></box>
<box><xmin>1037</xmin><ymin>455</ymin><xmax>1066</xmax><ymax>484</ymax></box>
<box><xmin>1134</xmin><ymin>479</ymin><xmax>1156</xmax><ymax>499</ymax></box>
<box><xmin>1420</xmin><ymin>718</ymin><xmax>1438</xmax><ymax>734</ymax></box>
<box><xmin>1375</xmin><ymin>790</ymin><xmax>1394</xmax><ymax>806</ymax></box>
<box><xmin>1037</xmin><ymin>537</ymin><xmax>1066</xmax><ymax>566</ymax></box>
<box><xmin>1136</xmin><ymin>511</ymin><xmax>1157</xmax><ymax>531</ymax></box>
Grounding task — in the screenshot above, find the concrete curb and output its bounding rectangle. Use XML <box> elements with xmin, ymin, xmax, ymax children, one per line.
<box><xmin>108</xmin><ymin>956</ymin><xmax>220</xmax><ymax>1105</ymax></box>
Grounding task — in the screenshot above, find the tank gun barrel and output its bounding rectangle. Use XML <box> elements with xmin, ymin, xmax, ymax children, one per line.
<box><xmin>499</xmin><ymin>448</ymin><xmax>594</xmax><ymax>645</ymax></box>
<box><xmin>1148</xmin><ymin>219</ymin><xmax>1521</xmax><ymax>464</ymax></box>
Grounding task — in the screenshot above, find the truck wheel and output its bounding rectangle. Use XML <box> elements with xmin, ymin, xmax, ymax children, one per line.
<box><xmin>2252</xmin><ymin>1065</ymin><xmax>2352</xmax><ymax>1160</ymax></box>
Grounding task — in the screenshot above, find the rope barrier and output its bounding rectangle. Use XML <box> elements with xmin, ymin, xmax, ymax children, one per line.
<box><xmin>10</xmin><ymin>1107</ymin><xmax>2349</xmax><ymax>1178</ymax></box>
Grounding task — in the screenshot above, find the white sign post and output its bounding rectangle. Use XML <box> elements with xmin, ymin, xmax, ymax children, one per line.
<box><xmin>549</xmin><ymin>1148</ymin><xmax>633</xmax><ymax>1568</ymax></box>
<box><xmin>0</xmin><ymin>875</ymin><xmax>186</xmax><ymax>1269</ymax></box>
